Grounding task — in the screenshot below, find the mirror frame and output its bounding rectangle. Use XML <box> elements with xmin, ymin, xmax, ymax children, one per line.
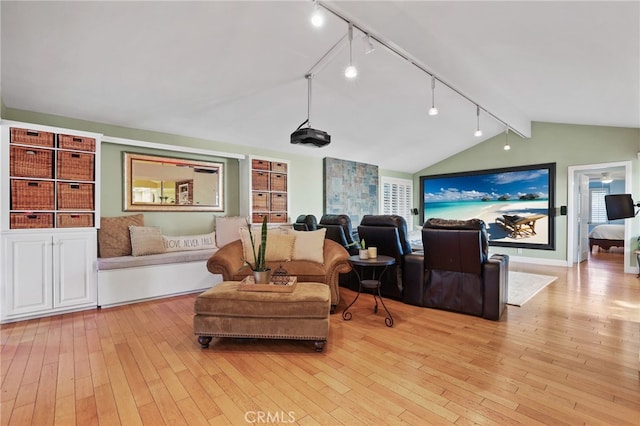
<box><xmin>123</xmin><ymin>152</ymin><xmax>224</xmax><ymax>212</ymax></box>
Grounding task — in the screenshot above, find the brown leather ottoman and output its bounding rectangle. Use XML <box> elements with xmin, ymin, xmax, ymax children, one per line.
<box><xmin>194</xmin><ymin>281</ymin><xmax>330</xmax><ymax>352</ymax></box>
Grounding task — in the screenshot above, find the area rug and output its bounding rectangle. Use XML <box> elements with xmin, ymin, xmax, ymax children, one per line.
<box><xmin>507</xmin><ymin>271</ymin><xmax>557</xmax><ymax>306</ymax></box>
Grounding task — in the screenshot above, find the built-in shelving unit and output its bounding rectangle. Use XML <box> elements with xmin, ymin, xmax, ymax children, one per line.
<box><xmin>240</xmin><ymin>156</ymin><xmax>290</xmax><ymax>224</ymax></box>
<box><xmin>1</xmin><ymin>120</ymin><xmax>102</xmax><ymax>323</ymax></box>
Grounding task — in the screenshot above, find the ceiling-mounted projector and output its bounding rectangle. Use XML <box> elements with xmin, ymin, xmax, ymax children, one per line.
<box><xmin>292</xmin><ymin>74</ymin><xmax>331</xmax><ymax>147</ymax></box>
<box><xmin>290</xmin><ymin>127</ymin><xmax>331</xmax><ymax>147</ymax></box>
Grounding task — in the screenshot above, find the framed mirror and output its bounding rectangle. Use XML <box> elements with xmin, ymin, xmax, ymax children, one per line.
<box><xmin>123</xmin><ymin>152</ymin><xmax>224</xmax><ymax>211</ymax></box>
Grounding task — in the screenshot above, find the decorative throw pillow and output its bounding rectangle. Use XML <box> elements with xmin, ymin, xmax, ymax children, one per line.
<box><xmin>163</xmin><ymin>232</ymin><xmax>216</xmax><ymax>252</ymax></box>
<box><xmin>215</xmin><ymin>216</ymin><xmax>249</xmax><ymax>247</ymax></box>
<box><xmin>289</xmin><ymin>228</ymin><xmax>326</xmax><ymax>263</ymax></box>
<box><xmin>129</xmin><ymin>226</ymin><xmax>165</xmax><ymax>256</ymax></box>
<box><xmin>239</xmin><ymin>228</ymin><xmax>295</xmax><ymax>263</ymax></box>
<box><xmin>97</xmin><ymin>214</ymin><xmax>144</xmax><ymax>258</ymax></box>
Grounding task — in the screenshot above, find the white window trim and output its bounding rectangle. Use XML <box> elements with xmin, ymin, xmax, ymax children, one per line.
<box><xmin>380</xmin><ymin>176</ymin><xmax>413</xmax><ymax>226</ymax></box>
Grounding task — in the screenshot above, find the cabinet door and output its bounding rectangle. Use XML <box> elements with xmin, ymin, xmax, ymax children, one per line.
<box><xmin>2</xmin><ymin>234</ymin><xmax>53</xmax><ymax>317</ymax></box>
<box><xmin>53</xmin><ymin>232</ymin><xmax>97</xmax><ymax>308</ymax></box>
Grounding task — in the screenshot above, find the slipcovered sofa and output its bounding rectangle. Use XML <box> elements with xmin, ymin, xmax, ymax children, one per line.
<box><xmin>206</xmin><ymin>237</ymin><xmax>351</xmax><ymax>312</ymax></box>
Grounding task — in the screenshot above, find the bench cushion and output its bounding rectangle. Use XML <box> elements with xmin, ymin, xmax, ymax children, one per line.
<box><xmin>97</xmin><ymin>248</ymin><xmax>216</xmax><ymax>270</ymax></box>
<box><xmin>194</xmin><ymin>281</ymin><xmax>329</xmax><ymax>319</ymax></box>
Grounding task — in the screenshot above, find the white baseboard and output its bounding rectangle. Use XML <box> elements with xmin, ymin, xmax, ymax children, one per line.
<box><xmin>504</xmin><ymin>255</ymin><xmax>570</xmax><ymax>267</ymax></box>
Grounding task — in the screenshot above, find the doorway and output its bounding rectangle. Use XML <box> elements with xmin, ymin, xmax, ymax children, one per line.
<box><xmin>567</xmin><ymin>161</ymin><xmax>633</xmax><ymax>274</ymax></box>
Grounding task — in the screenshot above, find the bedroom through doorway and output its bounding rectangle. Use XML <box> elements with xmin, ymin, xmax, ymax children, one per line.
<box><xmin>568</xmin><ymin>161</ymin><xmax>630</xmax><ymax>272</ymax></box>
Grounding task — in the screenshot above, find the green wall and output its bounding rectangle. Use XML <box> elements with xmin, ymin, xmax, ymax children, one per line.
<box><xmin>413</xmin><ymin>121</ymin><xmax>640</xmax><ymax>263</ymax></box>
<box><xmin>3</xmin><ymin>108</ymin><xmax>410</xmax><ymax>234</ymax></box>
<box><xmin>6</xmin><ymin>107</ymin><xmax>638</xmax><ymax>266</ymax></box>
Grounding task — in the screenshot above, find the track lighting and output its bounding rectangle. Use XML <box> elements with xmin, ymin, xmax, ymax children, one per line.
<box><xmin>428</xmin><ymin>76</ymin><xmax>438</xmax><ymax>116</ymax></box>
<box><xmin>474</xmin><ymin>105</ymin><xmax>483</xmax><ymax>137</ymax></box>
<box><xmin>503</xmin><ymin>127</ymin><xmax>511</xmax><ymax>151</ymax></box>
<box><xmin>306</xmin><ymin>3</ymin><xmax>526</xmax><ymax>140</ymax></box>
<box><xmin>344</xmin><ymin>23</ymin><xmax>357</xmax><ymax>79</ymax></box>
<box><xmin>311</xmin><ymin>1</ymin><xmax>324</xmax><ymax>27</ymax></box>
<box><xmin>364</xmin><ymin>35</ymin><xmax>375</xmax><ymax>55</ymax></box>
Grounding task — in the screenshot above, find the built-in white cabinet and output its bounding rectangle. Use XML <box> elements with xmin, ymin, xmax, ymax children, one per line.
<box><xmin>0</xmin><ymin>120</ymin><xmax>102</xmax><ymax>323</ymax></box>
<box><xmin>1</xmin><ymin>230</ymin><xmax>97</xmax><ymax>322</ymax></box>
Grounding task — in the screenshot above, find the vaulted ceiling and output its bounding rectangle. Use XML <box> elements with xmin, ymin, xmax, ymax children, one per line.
<box><xmin>2</xmin><ymin>1</ymin><xmax>638</xmax><ymax>173</ymax></box>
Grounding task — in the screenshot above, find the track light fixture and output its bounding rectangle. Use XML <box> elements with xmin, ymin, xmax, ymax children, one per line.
<box><xmin>365</xmin><ymin>34</ymin><xmax>375</xmax><ymax>55</ymax></box>
<box><xmin>310</xmin><ymin>1</ymin><xmax>324</xmax><ymax>27</ymax></box>
<box><xmin>503</xmin><ymin>127</ymin><xmax>511</xmax><ymax>151</ymax></box>
<box><xmin>307</xmin><ymin>2</ymin><xmax>527</xmax><ymax>141</ymax></box>
<box><xmin>344</xmin><ymin>23</ymin><xmax>357</xmax><ymax>79</ymax></box>
<box><xmin>474</xmin><ymin>106</ymin><xmax>483</xmax><ymax>137</ymax></box>
<box><xmin>428</xmin><ymin>76</ymin><xmax>438</xmax><ymax>116</ymax></box>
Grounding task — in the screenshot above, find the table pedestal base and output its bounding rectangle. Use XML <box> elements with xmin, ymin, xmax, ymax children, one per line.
<box><xmin>342</xmin><ymin>276</ymin><xmax>394</xmax><ymax>327</ymax></box>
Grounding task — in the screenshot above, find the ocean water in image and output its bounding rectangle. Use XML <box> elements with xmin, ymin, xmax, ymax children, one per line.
<box><xmin>424</xmin><ymin>199</ymin><xmax>548</xmax><ymax>221</ymax></box>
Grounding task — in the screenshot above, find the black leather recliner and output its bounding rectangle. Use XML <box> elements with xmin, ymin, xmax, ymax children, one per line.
<box><xmin>293</xmin><ymin>214</ymin><xmax>318</xmax><ymax>231</ymax></box>
<box><xmin>403</xmin><ymin>218</ymin><xmax>508</xmax><ymax>320</ymax></box>
<box><xmin>318</xmin><ymin>214</ymin><xmax>360</xmax><ymax>255</ymax></box>
<box><xmin>356</xmin><ymin>214</ymin><xmax>413</xmax><ymax>300</ymax></box>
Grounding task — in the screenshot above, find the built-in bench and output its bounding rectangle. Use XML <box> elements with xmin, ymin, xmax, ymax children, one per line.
<box><xmin>97</xmin><ymin>249</ymin><xmax>222</xmax><ymax>308</ymax></box>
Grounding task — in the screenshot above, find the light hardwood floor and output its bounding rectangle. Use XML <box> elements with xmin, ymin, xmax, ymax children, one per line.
<box><xmin>1</xmin><ymin>255</ymin><xmax>638</xmax><ymax>425</ymax></box>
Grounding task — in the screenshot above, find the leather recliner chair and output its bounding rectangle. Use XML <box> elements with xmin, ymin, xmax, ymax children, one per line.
<box><xmin>318</xmin><ymin>214</ymin><xmax>360</xmax><ymax>255</ymax></box>
<box><xmin>293</xmin><ymin>214</ymin><xmax>318</xmax><ymax>231</ymax></box>
<box><xmin>403</xmin><ymin>218</ymin><xmax>508</xmax><ymax>320</ymax></box>
<box><xmin>356</xmin><ymin>214</ymin><xmax>413</xmax><ymax>300</ymax></box>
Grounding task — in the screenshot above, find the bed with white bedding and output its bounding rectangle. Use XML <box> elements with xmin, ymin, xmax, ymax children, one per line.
<box><xmin>588</xmin><ymin>224</ymin><xmax>625</xmax><ymax>251</ymax></box>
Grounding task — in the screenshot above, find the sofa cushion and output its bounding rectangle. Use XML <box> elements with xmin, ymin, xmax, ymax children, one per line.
<box><xmin>97</xmin><ymin>214</ymin><xmax>145</xmax><ymax>258</ymax></box>
<box><xmin>129</xmin><ymin>226</ymin><xmax>165</xmax><ymax>256</ymax></box>
<box><xmin>288</xmin><ymin>228</ymin><xmax>326</xmax><ymax>263</ymax></box>
<box><xmin>215</xmin><ymin>216</ymin><xmax>248</xmax><ymax>247</ymax></box>
<box><xmin>239</xmin><ymin>228</ymin><xmax>295</xmax><ymax>263</ymax></box>
<box><xmin>163</xmin><ymin>232</ymin><xmax>216</xmax><ymax>252</ymax></box>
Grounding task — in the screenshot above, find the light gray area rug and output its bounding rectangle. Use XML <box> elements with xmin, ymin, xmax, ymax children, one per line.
<box><xmin>508</xmin><ymin>271</ymin><xmax>557</xmax><ymax>306</ymax></box>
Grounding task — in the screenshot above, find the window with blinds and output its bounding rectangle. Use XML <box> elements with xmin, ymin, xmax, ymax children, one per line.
<box><xmin>381</xmin><ymin>177</ymin><xmax>413</xmax><ymax>225</ymax></box>
<box><xmin>590</xmin><ymin>188</ymin><xmax>609</xmax><ymax>223</ymax></box>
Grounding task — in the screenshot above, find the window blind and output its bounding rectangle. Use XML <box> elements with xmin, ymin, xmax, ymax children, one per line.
<box><xmin>381</xmin><ymin>177</ymin><xmax>413</xmax><ymax>225</ymax></box>
<box><xmin>590</xmin><ymin>188</ymin><xmax>609</xmax><ymax>223</ymax></box>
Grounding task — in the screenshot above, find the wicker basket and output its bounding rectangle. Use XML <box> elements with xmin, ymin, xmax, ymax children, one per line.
<box><xmin>10</xmin><ymin>146</ymin><xmax>54</xmax><ymax>179</ymax></box>
<box><xmin>10</xmin><ymin>180</ymin><xmax>55</xmax><ymax>210</ymax></box>
<box><xmin>57</xmin><ymin>151</ymin><xmax>95</xmax><ymax>181</ymax></box>
<box><xmin>10</xmin><ymin>213</ymin><xmax>54</xmax><ymax>229</ymax></box>
<box><xmin>252</xmin><ymin>171</ymin><xmax>269</xmax><ymax>190</ymax></box>
<box><xmin>252</xmin><ymin>159</ymin><xmax>270</xmax><ymax>171</ymax></box>
<box><xmin>270</xmin><ymin>173</ymin><xmax>287</xmax><ymax>192</ymax></box>
<box><xmin>57</xmin><ymin>183</ymin><xmax>94</xmax><ymax>210</ymax></box>
<box><xmin>57</xmin><ymin>213</ymin><xmax>94</xmax><ymax>228</ymax></box>
<box><xmin>10</xmin><ymin>128</ymin><xmax>54</xmax><ymax>147</ymax></box>
<box><xmin>58</xmin><ymin>134</ymin><xmax>96</xmax><ymax>152</ymax></box>
<box><xmin>252</xmin><ymin>213</ymin><xmax>269</xmax><ymax>224</ymax></box>
<box><xmin>252</xmin><ymin>192</ymin><xmax>269</xmax><ymax>211</ymax></box>
<box><xmin>270</xmin><ymin>193</ymin><xmax>287</xmax><ymax>211</ymax></box>
<box><xmin>269</xmin><ymin>213</ymin><xmax>287</xmax><ymax>223</ymax></box>
<box><xmin>271</xmin><ymin>162</ymin><xmax>287</xmax><ymax>173</ymax></box>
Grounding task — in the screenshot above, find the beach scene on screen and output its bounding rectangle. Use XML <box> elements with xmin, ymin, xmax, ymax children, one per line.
<box><xmin>423</xmin><ymin>168</ymin><xmax>550</xmax><ymax>244</ymax></box>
